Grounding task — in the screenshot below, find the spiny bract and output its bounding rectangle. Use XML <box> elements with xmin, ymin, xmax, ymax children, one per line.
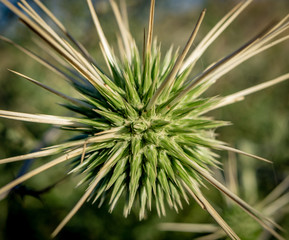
<box><xmin>159</xmin><ymin>159</ymin><xmax>289</xmax><ymax>239</ymax></box>
<box><xmin>0</xmin><ymin>0</ymin><xmax>289</xmax><ymax>239</ymax></box>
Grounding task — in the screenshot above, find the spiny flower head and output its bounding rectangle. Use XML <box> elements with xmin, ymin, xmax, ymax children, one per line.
<box><xmin>0</xmin><ymin>0</ymin><xmax>288</xmax><ymax>239</ymax></box>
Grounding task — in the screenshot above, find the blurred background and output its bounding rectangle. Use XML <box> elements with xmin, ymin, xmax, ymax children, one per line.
<box><xmin>0</xmin><ymin>0</ymin><xmax>289</xmax><ymax>239</ymax></box>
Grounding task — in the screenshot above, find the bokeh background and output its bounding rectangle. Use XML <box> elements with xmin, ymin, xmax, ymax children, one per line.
<box><xmin>0</xmin><ymin>0</ymin><xmax>289</xmax><ymax>239</ymax></box>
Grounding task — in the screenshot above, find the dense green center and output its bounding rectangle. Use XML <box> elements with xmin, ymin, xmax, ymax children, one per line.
<box><xmin>131</xmin><ymin>118</ymin><xmax>151</xmax><ymax>134</ymax></box>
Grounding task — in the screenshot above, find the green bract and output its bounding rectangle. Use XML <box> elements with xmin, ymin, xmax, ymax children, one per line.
<box><xmin>0</xmin><ymin>0</ymin><xmax>288</xmax><ymax>239</ymax></box>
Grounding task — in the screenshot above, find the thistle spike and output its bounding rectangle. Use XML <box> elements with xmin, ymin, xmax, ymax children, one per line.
<box><xmin>147</xmin><ymin>9</ymin><xmax>206</xmax><ymax>110</ymax></box>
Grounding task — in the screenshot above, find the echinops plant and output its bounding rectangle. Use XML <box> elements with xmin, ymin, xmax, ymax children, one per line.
<box><xmin>0</xmin><ymin>0</ymin><xmax>288</xmax><ymax>239</ymax></box>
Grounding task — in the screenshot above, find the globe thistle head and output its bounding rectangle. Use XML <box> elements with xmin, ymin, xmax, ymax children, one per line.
<box><xmin>0</xmin><ymin>0</ymin><xmax>288</xmax><ymax>239</ymax></box>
